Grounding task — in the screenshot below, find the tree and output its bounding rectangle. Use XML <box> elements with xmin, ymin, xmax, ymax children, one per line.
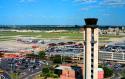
<box><xmin>41</xmin><ymin>67</ymin><xmax>59</xmax><ymax>79</ymax></box>
<box><xmin>121</xmin><ymin>71</ymin><xmax>125</xmax><ymax>78</ymax></box>
<box><xmin>26</xmin><ymin>53</ymin><xmax>38</xmax><ymax>58</ymax></box>
<box><xmin>98</xmin><ymin>64</ymin><xmax>113</xmax><ymax>78</ymax></box>
<box><xmin>121</xmin><ymin>77</ymin><xmax>125</xmax><ymax>79</ymax></box>
<box><xmin>98</xmin><ymin>64</ymin><xmax>103</xmax><ymax>68</ymax></box>
<box><xmin>42</xmin><ymin>67</ymin><xmax>50</xmax><ymax>74</ymax></box>
<box><xmin>38</xmin><ymin>51</ymin><xmax>46</xmax><ymax>59</ymax></box>
<box><xmin>52</xmin><ymin>55</ymin><xmax>62</xmax><ymax>64</ymax></box>
<box><xmin>0</xmin><ymin>53</ymin><xmax>4</xmax><ymax>58</ymax></box>
<box><xmin>63</xmin><ymin>56</ymin><xmax>72</xmax><ymax>63</ymax></box>
<box><xmin>103</xmin><ymin>67</ymin><xmax>113</xmax><ymax>78</ymax></box>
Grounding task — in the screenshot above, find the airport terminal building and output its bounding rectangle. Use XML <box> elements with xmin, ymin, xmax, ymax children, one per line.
<box><xmin>99</xmin><ymin>44</ymin><xmax>125</xmax><ymax>63</ymax></box>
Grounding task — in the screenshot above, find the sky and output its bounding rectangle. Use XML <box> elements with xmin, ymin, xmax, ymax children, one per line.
<box><xmin>0</xmin><ymin>0</ymin><xmax>125</xmax><ymax>25</ymax></box>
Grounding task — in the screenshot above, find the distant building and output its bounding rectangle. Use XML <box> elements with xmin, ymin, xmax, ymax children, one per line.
<box><xmin>99</xmin><ymin>44</ymin><xmax>125</xmax><ymax>63</ymax></box>
<box><xmin>99</xmin><ymin>51</ymin><xmax>125</xmax><ymax>63</ymax></box>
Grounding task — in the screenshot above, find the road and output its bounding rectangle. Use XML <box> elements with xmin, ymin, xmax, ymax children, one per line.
<box><xmin>20</xmin><ymin>61</ymin><xmax>49</xmax><ymax>79</ymax></box>
<box><xmin>111</xmin><ymin>73</ymin><xmax>121</xmax><ymax>79</ymax></box>
<box><xmin>20</xmin><ymin>65</ymin><xmax>45</xmax><ymax>79</ymax></box>
<box><xmin>24</xmin><ymin>71</ymin><xmax>41</xmax><ymax>79</ymax></box>
<box><xmin>111</xmin><ymin>65</ymin><xmax>122</xmax><ymax>79</ymax></box>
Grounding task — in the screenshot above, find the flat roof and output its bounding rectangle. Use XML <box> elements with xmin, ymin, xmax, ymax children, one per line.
<box><xmin>55</xmin><ymin>65</ymin><xmax>103</xmax><ymax>71</ymax></box>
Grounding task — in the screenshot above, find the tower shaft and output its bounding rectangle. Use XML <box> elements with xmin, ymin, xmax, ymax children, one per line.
<box><xmin>83</xmin><ymin>18</ymin><xmax>98</xmax><ymax>79</ymax></box>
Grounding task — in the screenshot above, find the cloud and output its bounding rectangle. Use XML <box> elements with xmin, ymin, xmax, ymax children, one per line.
<box><xmin>74</xmin><ymin>0</ymin><xmax>96</xmax><ymax>3</ymax></box>
<box><xmin>76</xmin><ymin>0</ymin><xmax>125</xmax><ymax>12</ymax></box>
<box><xmin>19</xmin><ymin>0</ymin><xmax>35</xmax><ymax>3</ymax></box>
<box><xmin>81</xmin><ymin>7</ymin><xmax>90</xmax><ymax>11</ymax></box>
<box><xmin>100</xmin><ymin>0</ymin><xmax>125</xmax><ymax>6</ymax></box>
<box><xmin>80</xmin><ymin>5</ymin><xmax>99</xmax><ymax>11</ymax></box>
<box><xmin>103</xmin><ymin>13</ymin><xmax>112</xmax><ymax>16</ymax></box>
<box><xmin>80</xmin><ymin>7</ymin><xmax>89</xmax><ymax>11</ymax></box>
<box><xmin>75</xmin><ymin>0</ymin><xmax>125</xmax><ymax>7</ymax></box>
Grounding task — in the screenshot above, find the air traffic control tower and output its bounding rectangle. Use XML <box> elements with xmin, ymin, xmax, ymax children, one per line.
<box><xmin>83</xmin><ymin>18</ymin><xmax>99</xmax><ymax>79</ymax></box>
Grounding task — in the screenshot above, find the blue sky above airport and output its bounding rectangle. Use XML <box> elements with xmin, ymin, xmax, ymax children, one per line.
<box><xmin>0</xmin><ymin>0</ymin><xmax>125</xmax><ymax>25</ymax></box>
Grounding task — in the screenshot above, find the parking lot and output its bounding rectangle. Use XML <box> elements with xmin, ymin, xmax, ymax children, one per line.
<box><xmin>0</xmin><ymin>58</ymin><xmax>46</xmax><ymax>79</ymax></box>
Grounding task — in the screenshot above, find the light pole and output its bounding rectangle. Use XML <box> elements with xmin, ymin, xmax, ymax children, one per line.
<box><xmin>61</xmin><ymin>54</ymin><xmax>63</xmax><ymax>64</ymax></box>
<box><xmin>10</xmin><ymin>63</ymin><xmax>13</xmax><ymax>79</ymax></box>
